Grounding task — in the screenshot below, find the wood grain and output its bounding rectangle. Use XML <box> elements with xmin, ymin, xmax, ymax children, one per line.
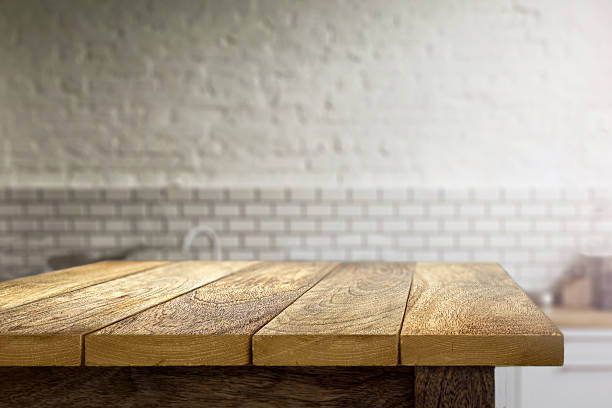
<box><xmin>401</xmin><ymin>263</ymin><xmax>564</xmax><ymax>366</ymax></box>
<box><xmin>415</xmin><ymin>366</ymin><xmax>494</xmax><ymax>408</ymax></box>
<box><xmin>0</xmin><ymin>366</ymin><xmax>415</xmax><ymax>408</ymax></box>
<box><xmin>85</xmin><ymin>262</ymin><xmax>337</xmax><ymax>366</ymax></box>
<box><xmin>0</xmin><ymin>261</ymin><xmax>256</xmax><ymax>366</ymax></box>
<box><xmin>0</xmin><ymin>261</ymin><xmax>168</xmax><ymax>310</ymax></box>
<box><xmin>253</xmin><ymin>262</ymin><xmax>415</xmax><ymax>366</ymax></box>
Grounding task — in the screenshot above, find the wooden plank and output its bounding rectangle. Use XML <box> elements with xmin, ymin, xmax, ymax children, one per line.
<box><xmin>0</xmin><ymin>261</ymin><xmax>256</xmax><ymax>366</ymax></box>
<box><xmin>0</xmin><ymin>261</ymin><xmax>168</xmax><ymax>310</ymax></box>
<box><xmin>253</xmin><ymin>262</ymin><xmax>415</xmax><ymax>366</ymax></box>
<box><xmin>415</xmin><ymin>366</ymin><xmax>494</xmax><ymax>408</ymax></box>
<box><xmin>0</xmin><ymin>366</ymin><xmax>415</xmax><ymax>408</ymax></box>
<box><xmin>85</xmin><ymin>262</ymin><xmax>338</xmax><ymax>366</ymax></box>
<box><xmin>401</xmin><ymin>263</ymin><xmax>564</xmax><ymax>366</ymax></box>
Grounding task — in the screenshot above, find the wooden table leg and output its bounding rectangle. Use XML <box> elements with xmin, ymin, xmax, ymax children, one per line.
<box><xmin>415</xmin><ymin>366</ymin><xmax>495</xmax><ymax>408</ymax></box>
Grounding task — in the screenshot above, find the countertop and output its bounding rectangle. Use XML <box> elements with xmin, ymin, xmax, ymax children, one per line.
<box><xmin>0</xmin><ymin>261</ymin><xmax>563</xmax><ymax>367</ymax></box>
<box><xmin>547</xmin><ymin>307</ymin><xmax>612</xmax><ymax>329</ymax></box>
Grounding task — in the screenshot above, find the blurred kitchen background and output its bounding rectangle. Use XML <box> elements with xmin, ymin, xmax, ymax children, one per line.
<box><xmin>1</xmin><ymin>1</ymin><xmax>612</xmax><ymax>406</ymax></box>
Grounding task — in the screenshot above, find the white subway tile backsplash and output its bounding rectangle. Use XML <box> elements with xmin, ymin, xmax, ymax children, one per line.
<box><xmin>0</xmin><ymin>187</ymin><xmax>596</xmax><ymax>288</ymax></box>
<box><xmin>336</xmin><ymin>234</ymin><xmax>362</xmax><ymax>247</ymax></box>
<box><xmin>321</xmin><ymin>220</ymin><xmax>348</xmax><ymax>232</ymax></box>
<box><xmin>366</xmin><ymin>234</ymin><xmax>393</xmax><ymax>247</ymax></box>
<box><xmin>183</xmin><ymin>203</ymin><xmax>210</xmax><ymax>216</ymax></box>
<box><xmin>520</xmin><ymin>204</ymin><xmax>548</xmax><ymax>217</ymax></box>
<box><xmin>276</xmin><ymin>203</ymin><xmax>302</xmax><ymax>216</ymax></box>
<box><xmin>336</xmin><ymin>204</ymin><xmax>363</xmax><ymax>217</ymax></box>
<box><xmin>367</xmin><ymin>204</ymin><xmax>394</xmax><ymax>217</ymax></box>
<box><xmin>473</xmin><ymin>220</ymin><xmax>501</xmax><ymax>232</ymax></box>
<box><xmin>259</xmin><ymin>219</ymin><xmax>286</xmax><ymax>232</ymax></box>
<box><xmin>229</xmin><ymin>219</ymin><xmax>256</xmax><ymax>232</ymax></box>
<box><xmin>289</xmin><ymin>220</ymin><xmax>316</xmax><ymax>232</ymax></box>
<box><xmin>397</xmin><ymin>236</ymin><xmax>425</xmax><ymax>248</ymax></box>
<box><xmin>413</xmin><ymin>220</ymin><xmax>439</xmax><ymax>232</ymax></box>
<box><xmin>459</xmin><ymin>204</ymin><xmax>486</xmax><ymax>217</ymax></box>
<box><xmin>244</xmin><ymin>235</ymin><xmax>271</xmax><ymax>248</ymax></box>
<box><xmin>429</xmin><ymin>204</ymin><xmax>455</xmax><ymax>217</ymax></box>
<box><xmin>490</xmin><ymin>204</ymin><xmax>516</xmax><ymax>217</ymax></box>
<box><xmin>442</xmin><ymin>219</ymin><xmax>470</xmax><ymax>232</ymax></box>
<box><xmin>428</xmin><ymin>234</ymin><xmax>455</xmax><ymax>248</ymax></box>
<box><xmin>305</xmin><ymin>236</ymin><xmax>333</xmax><ymax>247</ymax></box>
<box><xmin>459</xmin><ymin>235</ymin><xmax>486</xmax><ymax>248</ymax></box>
<box><xmin>398</xmin><ymin>204</ymin><xmax>425</xmax><ymax>217</ymax></box>
<box><xmin>306</xmin><ymin>204</ymin><xmax>333</xmax><ymax>217</ymax></box>
<box><xmin>215</xmin><ymin>204</ymin><xmax>242</xmax><ymax>216</ymax></box>
<box><xmin>351</xmin><ymin>220</ymin><xmax>377</xmax><ymax>232</ymax></box>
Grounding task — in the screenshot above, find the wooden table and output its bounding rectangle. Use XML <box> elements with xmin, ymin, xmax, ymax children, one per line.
<box><xmin>0</xmin><ymin>261</ymin><xmax>563</xmax><ymax>407</ymax></box>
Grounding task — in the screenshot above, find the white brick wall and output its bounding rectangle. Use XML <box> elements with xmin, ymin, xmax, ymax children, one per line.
<box><xmin>1</xmin><ymin>1</ymin><xmax>612</xmax><ymax>188</ymax></box>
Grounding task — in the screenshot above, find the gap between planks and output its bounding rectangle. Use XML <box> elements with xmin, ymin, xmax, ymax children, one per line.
<box><xmin>84</xmin><ymin>262</ymin><xmax>341</xmax><ymax>366</ymax></box>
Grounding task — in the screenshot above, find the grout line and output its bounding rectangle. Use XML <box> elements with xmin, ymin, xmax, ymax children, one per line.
<box><xmin>249</xmin><ymin>261</ymin><xmax>345</xmax><ymax>365</ymax></box>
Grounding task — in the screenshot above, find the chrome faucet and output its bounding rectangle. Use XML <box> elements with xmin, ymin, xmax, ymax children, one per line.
<box><xmin>181</xmin><ymin>224</ymin><xmax>221</xmax><ymax>260</ymax></box>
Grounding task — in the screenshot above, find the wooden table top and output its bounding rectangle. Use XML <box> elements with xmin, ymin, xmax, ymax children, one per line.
<box><xmin>0</xmin><ymin>261</ymin><xmax>563</xmax><ymax>367</ymax></box>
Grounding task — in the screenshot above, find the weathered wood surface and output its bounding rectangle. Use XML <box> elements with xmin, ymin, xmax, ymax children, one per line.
<box><xmin>0</xmin><ymin>366</ymin><xmax>416</xmax><ymax>408</ymax></box>
<box><xmin>253</xmin><ymin>262</ymin><xmax>415</xmax><ymax>366</ymax></box>
<box><xmin>401</xmin><ymin>263</ymin><xmax>563</xmax><ymax>366</ymax></box>
<box><xmin>0</xmin><ymin>261</ymin><xmax>256</xmax><ymax>366</ymax></box>
<box><xmin>414</xmin><ymin>366</ymin><xmax>494</xmax><ymax>408</ymax></box>
<box><xmin>0</xmin><ymin>261</ymin><xmax>167</xmax><ymax>310</ymax></box>
<box><xmin>86</xmin><ymin>262</ymin><xmax>338</xmax><ymax>366</ymax></box>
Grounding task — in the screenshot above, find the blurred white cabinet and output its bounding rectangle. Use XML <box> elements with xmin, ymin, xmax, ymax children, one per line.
<box><xmin>497</xmin><ymin>329</ymin><xmax>612</xmax><ymax>408</ymax></box>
